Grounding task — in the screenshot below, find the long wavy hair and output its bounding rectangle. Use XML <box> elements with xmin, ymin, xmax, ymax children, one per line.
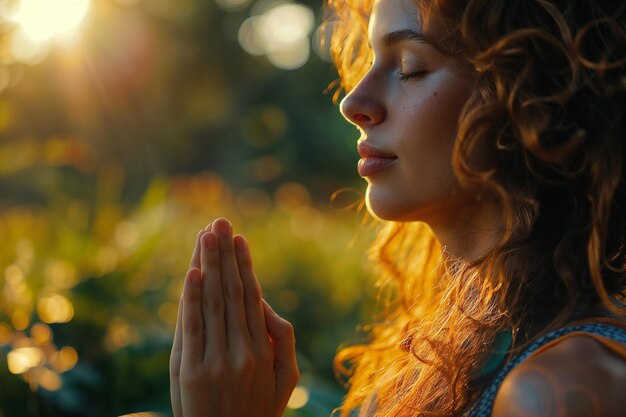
<box><xmin>325</xmin><ymin>1</ymin><xmax>626</xmax><ymax>416</ymax></box>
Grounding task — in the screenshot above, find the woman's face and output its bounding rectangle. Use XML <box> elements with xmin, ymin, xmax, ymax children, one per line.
<box><xmin>340</xmin><ymin>0</ymin><xmax>476</xmax><ymax>224</ymax></box>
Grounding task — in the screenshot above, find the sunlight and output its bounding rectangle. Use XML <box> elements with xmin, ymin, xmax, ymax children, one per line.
<box><xmin>11</xmin><ymin>0</ymin><xmax>90</xmax><ymax>43</ymax></box>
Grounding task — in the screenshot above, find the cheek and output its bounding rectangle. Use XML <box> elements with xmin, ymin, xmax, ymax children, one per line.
<box><xmin>404</xmin><ymin>78</ymin><xmax>471</xmax><ymax>157</ymax></box>
<box><xmin>398</xmin><ymin>93</ymin><xmax>460</xmax><ymax>169</ymax></box>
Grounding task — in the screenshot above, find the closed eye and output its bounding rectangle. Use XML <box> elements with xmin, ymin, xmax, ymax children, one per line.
<box><xmin>398</xmin><ymin>70</ymin><xmax>427</xmax><ymax>81</ymax></box>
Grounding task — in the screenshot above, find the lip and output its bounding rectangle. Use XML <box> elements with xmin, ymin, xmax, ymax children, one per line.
<box><xmin>357</xmin><ymin>141</ymin><xmax>397</xmax><ymax>159</ymax></box>
<box><xmin>356</xmin><ymin>141</ymin><xmax>397</xmax><ymax>177</ymax></box>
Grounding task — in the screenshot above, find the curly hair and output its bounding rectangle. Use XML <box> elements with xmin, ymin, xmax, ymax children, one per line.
<box><xmin>325</xmin><ymin>0</ymin><xmax>626</xmax><ymax>416</ymax></box>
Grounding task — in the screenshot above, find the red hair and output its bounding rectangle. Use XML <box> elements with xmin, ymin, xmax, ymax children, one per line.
<box><xmin>326</xmin><ymin>0</ymin><xmax>626</xmax><ymax>415</ymax></box>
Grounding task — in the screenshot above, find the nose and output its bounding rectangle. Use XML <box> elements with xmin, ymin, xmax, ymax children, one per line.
<box><xmin>339</xmin><ymin>75</ymin><xmax>386</xmax><ymax>130</ymax></box>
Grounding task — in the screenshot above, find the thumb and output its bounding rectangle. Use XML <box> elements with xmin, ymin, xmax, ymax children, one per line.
<box><xmin>262</xmin><ymin>299</ymin><xmax>299</xmax><ymax>392</ymax></box>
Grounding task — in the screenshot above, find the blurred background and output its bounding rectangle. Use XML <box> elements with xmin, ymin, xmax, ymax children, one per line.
<box><xmin>0</xmin><ymin>0</ymin><xmax>380</xmax><ymax>416</ymax></box>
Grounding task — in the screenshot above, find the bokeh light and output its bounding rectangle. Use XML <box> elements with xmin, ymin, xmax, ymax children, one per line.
<box><xmin>12</xmin><ymin>309</ymin><xmax>30</xmax><ymax>331</ymax></box>
<box><xmin>215</xmin><ymin>0</ymin><xmax>253</xmax><ymax>11</ymax></box>
<box><xmin>0</xmin><ymin>0</ymin><xmax>372</xmax><ymax>413</ymax></box>
<box><xmin>8</xmin><ymin>346</ymin><xmax>44</xmax><ymax>374</ymax></box>
<box><xmin>44</xmin><ymin>260</ymin><xmax>78</xmax><ymax>289</ymax></box>
<box><xmin>37</xmin><ymin>366</ymin><xmax>63</xmax><ymax>391</ymax></box>
<box><xmin>275</xmin><ymin>182</ymin><xmax>311</xmax><ymax>213</ymax></box>
<box><xmin>287</xmin><ymin>385</ymin><xmax>310</xmax><ymax>409</ymax></box>
<box><xmin>105</xmin><ymin>316</ymin><xmax>140</xmax><ymax>351</ymax></box>
<box><xmin>114</xmin><ymin>221</ymin><xmax>140</xmax><ymax>250</ymax></box>
<box><xmin>37</xmin><ymin>294</ymin><xmax>74</xmax><ymax>323</ymax></box>
<box><xmin>30</xmin><ymin>322</ymin><xmax>52</xmax><ymax>345</ymax></box>
<box><xmin>49</xmin><ymin>346</ymin><xmax>79</xmax><ymax>372</ymax></box>
<box><xmin>0</xmin><ymin>323</ymin><xmax>12</xmax><ymax>346</ymax></box>
<box><xmin>238</xmin><ymin>1</ymin><xmax>315</xmax><ymax>69</ymax></box>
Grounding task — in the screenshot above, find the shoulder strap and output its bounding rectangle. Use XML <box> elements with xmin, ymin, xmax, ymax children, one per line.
<box><xmin>528</xmin><ymin>330</ymin><xmax>626</xmax><ymax>360</ymax></box>
<box><xmin>465</xmin><ymin>319</ymin><xmax>626</xmax><ymax>417</ymax></box>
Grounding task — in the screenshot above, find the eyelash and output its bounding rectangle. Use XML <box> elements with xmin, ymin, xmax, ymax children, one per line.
<box><xmin>398</xmin><ymin>70</ymin><xmax>426</xmax><ymax>81</ymax></box>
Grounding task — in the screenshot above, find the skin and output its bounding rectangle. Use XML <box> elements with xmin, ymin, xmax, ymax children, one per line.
<box><xmin>340</xmin><ymin>0</ymin><xmax>504</xmax><ymax>260</ymax></box>
<box><xmin>170</xmin><ymin>0</ymin><xmax>626</xmax><ymax>415</ymax></box>
<box><xmin>169</xmin><ymin>218</ymin><xmax>298</xmax><ymax>417</ymax></box>
<box><xmin>493</xmin><ymin>335</ymin><xmax>626</xmax><ymax>417</ymax></box>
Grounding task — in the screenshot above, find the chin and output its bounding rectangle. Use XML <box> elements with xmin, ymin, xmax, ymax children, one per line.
<box><xmin>365</xmin><ymin>187</ymin><xmax>421</xmax><ymax>222</ymax></box>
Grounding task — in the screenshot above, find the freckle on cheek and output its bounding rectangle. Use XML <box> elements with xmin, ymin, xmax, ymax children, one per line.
<box><xmin>433</xmin><ymin>92</ymin><xmax>438</xmax><ymax>97</ymax></box>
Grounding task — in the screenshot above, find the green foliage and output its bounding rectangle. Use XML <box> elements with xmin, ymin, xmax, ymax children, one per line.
<box><xmin>1</xmin><ymin>165</ymin><xmax>377</xmax><ymax>416</ymax></box>
<box><xmin>0</xmin><ymin>0</ymin><xmax>378</xmax><ymax>416</ymax></box>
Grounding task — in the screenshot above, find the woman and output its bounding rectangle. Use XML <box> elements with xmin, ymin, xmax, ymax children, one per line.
<box><xmin>169</xmin><ymin>0</ymin><xmax>626</xmax><ymax>416</ymax></box>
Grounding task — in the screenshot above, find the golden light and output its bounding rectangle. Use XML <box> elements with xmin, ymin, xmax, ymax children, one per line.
<box><xmin>114</xmin><ymin>221</ymin><xmax>140</xmax><ymax>250</ymax></box>
<box><xmin>0</xmin><ymin>323</ymin><xmax>12</xmax><ymax>346</ymax></box>
<box><xmin>237</xmin><ymin>2</ymin><xmax>315</xmax><ymax>70</ymax></box>
<box><xmin>215</xmin><ymin>0</ymin><xmax>252</xmax><ymax>11</ymax></box>
<box><xmin>15</xmin><ymin>239</ymin><xmax>34</xmax><ymax>264</ymax></box>
<box><xmin>37</xmin><ymin>294</ymin><xmax>74</xmax><ymax>323</ymax></box>
<box><xmin>50</xmin><ymin>346</ymin><xmax>78</xmax><ymax>372</ymax></box>
<box><xmin>7</xmin><ymin>346</ymin><xmax>44</xmax><ymax>374</ymax></box>
<box><xmin>105</xmin><ymin>316</ymin><xmax>140</xmax><ymax>351</ymax></box>
<box><xmin>12</xmin><ymin>309</ymin><xmax>30</xmax><ymax>331</ymax></box>
<box><xmin>10</xmin><ymin>28</ymin><xmax>48</xmax><ymax>65</ymax></box>
<box><xmin>4</xmin><ymin>264</ymin><xmax>24</xmax><ymax>284</ymax></box>
<box><xmin>287</xmin><ymin>385</ymin><xmax>309</xmax><ymax>409</ymax></box>
<box><xmin>37</xmin><ymin>367</ymin><xmax>62</xmax><ymax>391</ymax></box>
<box><xmin>11</xmin><ymin>0</ymin><xmax>91</xmax><ymax>43</ymax></box>
<box><xmin>30</xmin><ymin>322</ymin><xmax>52</xmax><ymax>345</ymax></box>
<box><xmin>44</xmin><ymin>260</ymin><xmax>78</xmax><ymax>289</ymax></box>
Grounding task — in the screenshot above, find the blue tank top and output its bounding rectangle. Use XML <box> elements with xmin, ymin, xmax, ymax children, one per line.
<box><xmin>465</xmin><ymin>319</ymin><xmax>626</xmax><ymax>417</ymax></box>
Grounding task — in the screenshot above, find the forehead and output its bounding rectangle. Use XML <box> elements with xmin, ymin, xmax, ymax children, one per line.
<box><xmin>369</xmin><ymin>0</ymin><xmax>421</xmax><ymax>40</ymax></box>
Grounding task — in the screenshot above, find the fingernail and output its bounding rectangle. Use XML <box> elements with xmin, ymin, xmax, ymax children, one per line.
<box><xmin>204</xmin><ymin>232</ymin><xmax>218</xmax><ymax>250</ymax></box>
<box><xmin>217</xmin><ymin>219</ymin><xmax>231</xmax><ymax>238</ymax></box>
<box><xmin>235</xmin><ymin>236</ymin><xmax>247</xmax><ymax>252</ymax></box>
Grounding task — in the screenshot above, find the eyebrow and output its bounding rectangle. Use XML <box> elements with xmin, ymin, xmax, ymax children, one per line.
<box><xmin>382</xmin><ymin>29</ymin><xmax>429</xmax><ymax>47</ymax></box>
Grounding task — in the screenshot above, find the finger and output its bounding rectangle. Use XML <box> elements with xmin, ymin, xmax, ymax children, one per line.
<box><xmin>234</xmin><ymin>234</ymin><xmax>269</xmax><ymax>345</ymax></box>
<box><xmin>170</xmin><ymin>295</ymin><xmax>183</xmax><ymax>417</ymax></box>
<box><xmin>200</xmin><ymin>231</ymin><xmax>227</xmax><ymax>357</ymax></box>
<box><xmin>181</xmin><ymin>268</ymin><xmax>205</xmax><ymax>365</ymax></box>
<box><xmin>189</xmin><ymin>223</ymin><xmax>212</xmax><ymax>269</ymax></box>
<box><xmin>262</xmin><ymin>300</ymin><xmax>299</xmax><ymax>394</ymax></box>
<box><xmin>213</xmin><ymin>218</ymin><xmax>250</xmax><ymax>348</ymax></box>
<box><xmin>171</xmin><ymin>295</ymin><xmax>184</xmax><ymax>370</ymax></box>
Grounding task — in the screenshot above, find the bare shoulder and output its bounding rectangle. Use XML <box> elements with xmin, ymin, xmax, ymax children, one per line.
<box><xmin>492</xmin><ymin>335</ymin><xmax>626</xmax><ymax>417</ymax></box>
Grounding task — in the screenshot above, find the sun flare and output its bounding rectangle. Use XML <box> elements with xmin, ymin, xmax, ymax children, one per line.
<box><xmin>11</xmin><ymin>0</ymin><xmax>91</xmax><ymax>43</ymax></box>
